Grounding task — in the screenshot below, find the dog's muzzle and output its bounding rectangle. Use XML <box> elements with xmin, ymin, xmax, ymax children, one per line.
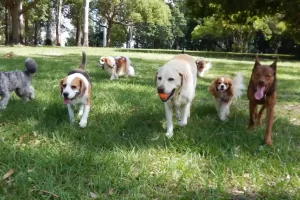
<box><xmin>157</xmin><ymin>88</ymin><xmax>175</xmax><ymax>102</ymax></box>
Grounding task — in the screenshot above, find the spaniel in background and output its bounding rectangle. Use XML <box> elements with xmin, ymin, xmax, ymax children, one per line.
<box><xmin>99</xmin><ymin>56</ymin><xmax>135</xmax><ymax>80</ymax></box>
<box><xmin>195</xmin><ymin>58</ymin><xmax>212</xmax><ymax>77</ymax></box>
<box><xmin>208</xmin><ymin>73</ymin><xmax>244</xmax><ymax>121</ymax></box>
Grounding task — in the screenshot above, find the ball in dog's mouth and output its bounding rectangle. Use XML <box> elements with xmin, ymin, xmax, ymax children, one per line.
<box><xmin>158</xmin><ymin>89</ymin><xmax>175</xmax><ymax>102</ymax></box>
<box><xmin>64</xmin><ymin>98</ymin><xmax>71</xmax><ymax>104</ymax></box>
<box><xmin>255</xmin><ymin>86</ymin><xmax>266</xmax><ymax>100</ymax></box>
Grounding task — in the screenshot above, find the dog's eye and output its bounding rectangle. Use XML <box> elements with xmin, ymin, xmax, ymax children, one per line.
<box><xmin>71</xmin><ymin>85</ymin><xmax>77</xmax><ymax>89</ymax></box>
<box><xmin>63</xmin><ymin>84</ymin><xmax>66</xmax><ymax>88</ymax></box>
<box><xmin>168</xmin><ymin>78</ymin><xmax>174</xmax><ymax>81</ymax></box>
<box><xmin>158</xmin><ymin>77</ymin><xmax>162</xmax><ymax>80</ymax></box>
<box><xmin>217</xmin><ymin>81</ymin><xmax>221</xmax><ymax>84</ymax></box>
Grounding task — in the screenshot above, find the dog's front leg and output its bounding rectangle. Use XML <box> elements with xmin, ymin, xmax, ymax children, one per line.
<box><xmin>265</xmin><ymin>104</ymin><xmax>275</xmax><ymax>146</ymax></box>
<box><xmin>67</xmin><ymin>104</ymin><xmax>75</xmax><ymax>123</ymax></box>
<box><xmin>79</xmin><ymin>105</ymin><xmax>90</xmax><ymax>128</ymax></box>
<box><xmin>248</xmin><ymin>101</ymin><xmax>257</xmax><ymax>131</ymax></box>
<box><xmin>165</xmin><ymin>103</ymin><xmax>173</xmax><ymax>138</ymax></box>
<box><xmin>178</xmin><ymin>102</ymin><xmax>190</xmax><ymax>127</ymax></box>
<box><xmin>219</xmin><ymin>103</ymin><xmax>229</xmax><ymax>121</ymax></box>
<box><xmin>0</xmin><ymin>92</ymin><xmax>11</xmax><ymax>110</ymax></box>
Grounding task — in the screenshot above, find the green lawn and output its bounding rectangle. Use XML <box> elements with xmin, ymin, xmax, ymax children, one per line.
<box><xmin>0</xmin><ymin>47</ymin><xmax>299</xmax><ymax>199</ymax></box>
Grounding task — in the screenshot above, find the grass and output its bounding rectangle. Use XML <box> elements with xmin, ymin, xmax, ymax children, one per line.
<box><xmin>0</xmin><ymin>47</ymin><xmax>299</xmax><ymax>199</ymax></box>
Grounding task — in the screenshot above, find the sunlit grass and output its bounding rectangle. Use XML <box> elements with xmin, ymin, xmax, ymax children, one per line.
<box><xmin>0</xmin><ymin>47</ymin><xmax>299</xmax><ymax>199</ymax></box>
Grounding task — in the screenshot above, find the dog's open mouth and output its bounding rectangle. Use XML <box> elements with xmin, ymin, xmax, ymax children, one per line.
<box><xmin>255</xmin><ymin>86</ymin><xmax>266</xmax><ymax>100</ymax></box>
<box><xmin>64</xmin><ymin>98</ymin><xmax>71</xmax><ymax>104</ymax></box>
<box><xmin>218</xmin><ymin>88</ymin><xmax>225</xmax><ymax>93</ymax></box>
<box><xmin>158</xmin><ymin>89</ymin><xmax>175</xmax><ymax>102</ymax></box>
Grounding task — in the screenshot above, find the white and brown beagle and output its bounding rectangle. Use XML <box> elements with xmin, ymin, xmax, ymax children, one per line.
<box><xmin>60</xmin><ymin>51</ymin><xmax>91</xmax><ymax>128</ymax></box>
<box><xmin>99</xmin><ymin>56</ymin><xmax>135</xmax><ymax>80</ymax></box>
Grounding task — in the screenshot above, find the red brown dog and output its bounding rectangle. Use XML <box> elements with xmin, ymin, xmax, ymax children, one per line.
<box><xmin>247</xmin><ymin>56</ymin><xmax>277</xmax><ymax>146</ymax></box>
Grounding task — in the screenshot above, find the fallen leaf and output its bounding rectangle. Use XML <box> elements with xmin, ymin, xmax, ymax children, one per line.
<box><xmin>2</xmin><ymin>169</ymin><xmax>14</xmax><ymax>180</ymax></box>
<box><xmin>109</xmin><ymin>188</ymin><xmax>115</xmax><ymax>195</ymax></box>
<box><xmin>90</xmin><ymin>192</ymin><xmax>98</xmax><ymax>199</ymax></box>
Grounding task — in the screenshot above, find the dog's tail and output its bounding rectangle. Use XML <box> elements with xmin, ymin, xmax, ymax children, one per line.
<box><xmin>232</xmin><ymin>73</ymin><xmax>245</xmax><ymax>99</ymax></box>
<box><xmin>122</xmin><ymin>56</ymin><xmax>131</xmax><ymax>73</ymax></box>
<box><xmin>24</xmin><ymin>58</ymin><xmax>38</xmax><ymax>75</ymax></box>
<box><xmin>79</xmin><ymin>51</ymin><xmax>87</xmax><ymax>70</ymax></box>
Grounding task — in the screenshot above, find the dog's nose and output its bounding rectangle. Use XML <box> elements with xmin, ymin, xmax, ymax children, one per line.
<box><xmin>220</xmin><ymin>85</ymin><xmax>224</xmax><ymax>89</ymax></box>
<box><xmin>63</xmin><ymin>92</ymin><xmax>69</xmax><ymax>98</ymax></box>
<box><xmin>259</xmin><ymin>80</ymin><xmax>265</xmax><ymax>85</ymax></box>
<box><xmin>157</xmin><ymin>86</ymin><xmax>164</xmax><ymax>93</ymax></box>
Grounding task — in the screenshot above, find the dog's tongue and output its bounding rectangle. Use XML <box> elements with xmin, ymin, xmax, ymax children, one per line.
<box><xmin>64</xmin><ymin>99</ymin><xmax>70</xmax><ymax>104</ymax></box>
<box><xmin>255</xmin><ymin>86</ymin><xmax>265</xmax><ymax>100</ymax></box>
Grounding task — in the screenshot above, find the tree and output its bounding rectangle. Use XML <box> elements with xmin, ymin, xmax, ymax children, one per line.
<box><xmin>4</xmin><ymin>0</ymin><xmax>41</xmax><ymax>45</ymax></box>
<box><xmin>56</xmin><ymin>0</ymin><xmax>62</xmax><ymax>46</ymax></box>
<box><xmin>83</xmin><ymin>0</ymin><xmax>90</xmax><ymax>46</ymax></box>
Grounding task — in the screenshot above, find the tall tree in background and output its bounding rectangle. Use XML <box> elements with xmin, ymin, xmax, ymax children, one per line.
<box><xmin>4</xmin><ymin>0</ymin><xmax>40</xmax><ymax>45</ymax></box>
<box><xmin>45</xmin><ymin>0</ymin><xmax>56</xmax><ymax>45</ymax></box>
<box><xmin>56</xmin><ymin>0</ymin><xmax>62</xmax><ymax>46</ymax></box>
<box><xmin>83</xmin><ymin>0</ymin><xmax>90</xmax><ymax>46</ymax></box>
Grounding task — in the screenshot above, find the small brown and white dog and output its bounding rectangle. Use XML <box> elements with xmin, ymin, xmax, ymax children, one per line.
<box><xmin>99</xmin><ymin>56</ymin><xmax>135</xmax><ymax>80</ymax></box>
<box><xmin>155</xmin><ymin>54</ymin><xmax>197</xmax><ymax>138</ymax></box>
<box><xmin>60</xmin><ymin>51</ymin><xmax>91</xmax><ymax>128</ymax></box>
<box><xmin>208</xmin><ymin>73</ymin><xmax>244</xmax><ymax>121</ymax></box>
<box><xmin>195</xmin><ymin>58</ymin><xmax>212</xmax><ymax>77</ymax></box>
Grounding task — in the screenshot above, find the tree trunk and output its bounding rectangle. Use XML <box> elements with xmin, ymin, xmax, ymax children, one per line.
<box><xmin>106</xmin><ymin>21</ymin><xmax>113</xmax><ymax>47</ymax></box>
<box><xmin>19</xmin><ymin>1</ymin><xmax>24</xmax><ymax>44</ymax></box>
<box><xmin>46</xmin><ymin>0</ymin><xmax>56</xmax><ymax>45</ymax></box>
<box><xmin>76</xmin><ymin>20</ymin><xmax>82</xmax><ymax>46</ymax></box>
<box><xmin>56</xmin><ymin>0</ymin><xmax>62</xmax><ymax>46</ymax></box>
<box><xmin>103</xmin><ymin>20</ymin><xmax>107</xmax><ymax>47</ymax></box>
<box><xmin>10</xmin><ymin>1</ymin><xmax>21</xmax><ymax>45</ymax></box>
<box><xmin>5</xmin><ymin>7</ymin><xmax>9</xmax><ymax>45</ymax></box>
<box><xmin>83</xmin><ymin>0</ymin><xmax>90</xmax><ymax>47</ymax></box>
<box><xmin>34</xmin><ymin>21</ymin><xmax>38</xmax><ymax>45</ymax></box>
<box><xmin>24</xmin><ymin>17</ymin><xmax>29</xmax><ymax>45</ymax></box>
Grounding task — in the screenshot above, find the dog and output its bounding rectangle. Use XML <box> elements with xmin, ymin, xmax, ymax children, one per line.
<box><xmin>0</xmin><ymin>57</ymin><xmax>37</xmax><ymax>110</ymax></box>
<box><xmin>195</xmin><ymin>58</ymin><xmax>212</xmax><ymax>77</ymax></box>
<box><xmin>99</xmin><ymin>56</ymin><xmax>135</xmax><ymax>80</ymax></box>
<box><xmin>155</xmin><ymin>54</ymin><xmax>197</xmax><ymax>138</ymax></box>
<box><xmin>247</xmin><ymin>56</ymin><xmax>277</xmax><ymax>146</ymax></box>
<box><xmin>60</xmin><ymin>51</ymin><xmax>91</xmax><ymax>128</ymax></box>
<box><xmin>208</xmin><ymin>73</ymin><xmax>244</xmax><ymax>121</ymax></box>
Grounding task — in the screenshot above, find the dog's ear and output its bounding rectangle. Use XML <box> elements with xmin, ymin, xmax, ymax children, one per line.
<box><xmin>107</xmin><ymin>57</ymin><xmax>114</xmax><ymax>68</ymax></box>
<box><xmin>60</xmin><ymin>79</ymin><xmax>64</xmax><ymax>95</ymax></box>
<box><xmin>179</xmin><ymin>73</ymin><xmax>188</xmax><ymax>89</ymax></box>
<box><xmin>269</xmin><ymin>57</ymin><xmax>278</xmax><ymax>71</ymax></box>
<box><xmin>80</xmin><ymin>79</ymin><xmax>87</xmax><ymax>96</ymax></box>
<box><xmin>154</xmin><ymin>72</ymin><xmax>158</xmax><ymax>87</ymax></box>
<box><xmin>208</xmin><ymin>79</ymin><xmax>218</xmax><ymax>98</ymax></box>
<box><xmin>254</xmin><ymin>55</ymin><xmax>261</xmax><ymax>69</ymax></box>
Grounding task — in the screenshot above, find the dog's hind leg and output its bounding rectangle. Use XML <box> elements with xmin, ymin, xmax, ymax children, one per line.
<box><xmin>0</xmin><ymin>92</ymin><xmax>11</xmax><ymax>110</ymax></box>
<box><xmin>178</xmin><ymin>102</ymin><xmax>191</xmax><ymax>127</ymax></box>
<box><xmin>248</xmin><ymin>102</ymin><xmax>257</xmax><ymax>131</ymax></box>
<box><xmin>257</xmin><ymin>105</ymin><xmax>265</xmax><ymax>126</ymax></box>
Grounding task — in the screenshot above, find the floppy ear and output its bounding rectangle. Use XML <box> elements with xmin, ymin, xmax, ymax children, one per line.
<box><xmin>269</xmin><ymin>57</ymin><xmax>278</xmax><ymax>71</ymax></box>
<box><xmin>208</xmin><ymin>79</ymin><xmax>218</xmax><ymax>98</ymax></box>
<box><xmin>107</xmin><ymin>57</ymin><xmax>115</xmax><ymax>68</ymax></box>
<box><xmin>179</xmin><ymin>73</ymin><xmax>188</xmax><ymax>89</ymax></box>
<box><xmin>154</xmin><ymin>72</ymin><xmax>158</xmax><ymax>87</ymax></box>
<box><xmin>79</xmin><ymin>79</ymin><xmax>87</xmax><ymax>96</ymax></box>
<box><xmin>60</xmin><ymin>79</ymin><xmax>64</xmax><ymax>95</ymax></box>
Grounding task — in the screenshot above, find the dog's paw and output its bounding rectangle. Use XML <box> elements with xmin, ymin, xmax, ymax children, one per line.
<box><xmin>166</xmin><ymin>131</ymin><xmax>173</xmax><ymax>138</ymax></box>
<box><xmin>178</xmin><ymin>120</ymin><xmax>187</xmax><ymax>127</ymax></box>
<box><xmin>79</xmin><ymin>120</ymin><xmax>87</xmax><ymax>128</ymax></box>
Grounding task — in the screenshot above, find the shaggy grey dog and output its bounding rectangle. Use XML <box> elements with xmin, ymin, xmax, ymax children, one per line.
<box><xmin>0</xmin><ymin>58</ymin><xmax>38</xmax><ymax>110</ymax></box>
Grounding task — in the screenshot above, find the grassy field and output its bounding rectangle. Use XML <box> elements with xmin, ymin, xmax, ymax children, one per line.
<box><xmin>0</xmin><ymin>47</ymin><xmax>299</xmax><ymax>199</ymax></box>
